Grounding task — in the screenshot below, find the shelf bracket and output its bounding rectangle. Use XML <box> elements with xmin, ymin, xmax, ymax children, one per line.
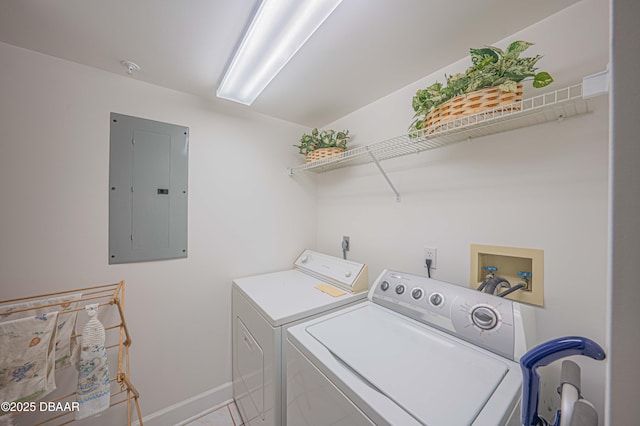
<box><xmin>367</xmin><ymin>148</ymin><xmax>401</xmax><ymax>202</ymax></box>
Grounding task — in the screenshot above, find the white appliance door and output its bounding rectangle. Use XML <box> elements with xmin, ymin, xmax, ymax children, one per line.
<box><xmin>237</xmin><ymin>318</ymin><xmax>265</xmax><ymax>420</ymax></box>
<box><xmin>306</xmin><ymin>304</ymin><xmax>510</xmax><ymax>426</ymax></box>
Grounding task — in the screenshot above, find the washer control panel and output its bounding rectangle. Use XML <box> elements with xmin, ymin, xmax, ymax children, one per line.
<box><xmin>370</xmin><ymin>269</ymin><xmax>517</xmax><ymax>360</ymax></box>
<box><xmin>294</xmin><ymin>250</ymin><xmax>368</xmax><ymax>294</ymax></box>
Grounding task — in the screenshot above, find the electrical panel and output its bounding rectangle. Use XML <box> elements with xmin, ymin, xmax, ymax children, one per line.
<box><xmin>109</xmin><ymin>113</ymin><xmax>188</xmax><ymax>264</ymax></box>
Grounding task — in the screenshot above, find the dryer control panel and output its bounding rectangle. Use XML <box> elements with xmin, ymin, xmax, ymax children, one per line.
<box><xmin>294</xmin><ymin>250</ymin><xmax>368</xmax><ymax>294</ymax></box>
<box><xmin>370</xmin><ymin>269</ymin><xmax>527</xmax><ymax>361</ymax></box>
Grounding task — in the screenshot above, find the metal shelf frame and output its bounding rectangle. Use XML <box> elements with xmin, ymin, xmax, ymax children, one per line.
<box><xmin>287</xmin><ymin>83</ymin><xmax>594</xmax><ymax>201</ymax></box>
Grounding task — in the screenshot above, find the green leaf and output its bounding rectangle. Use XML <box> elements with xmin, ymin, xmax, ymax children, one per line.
<box><xmin>532</xmin><ymin>71</ymin><xmax>554</xmax><ymax>88</ymax></box>
<box><xmin>517</xmin><ymin>56</ymin><xmax>542</xmax><ymax>69</ymax></box>
<box><xmin>502</xmin><ymin>57</ymin><xmax>540</xmax><ymax>81</ymax></box>
<box><xmin>497</xmin><ymin>80</ymin><xmax>518</xmax><ymax>93</ymax></box>
<box><xmin>446</xmin><ymin>73</ymin><xmax>468</xmax><ymax>96</ymax></box>
<box><xmin>467</xmin><ymin>74</ymin><xmax>496</xmax><ymax>92</ymax></box>
<box><xmin>414</xmin><ymin>119</ymin><xmax>424</xmax><ymax>130</ymax></box>
<box><xmin>506</xmin><ymin>41</ymin><xmax>534</xmax><ymax>57</ymax></box>
<box><xmin>486</xmin><ymin>45</ymin><xmax>504</xmax><ymax>57</ymax></box>
<box><xmin>470</xmin><ymin>48</ymin><xmax>499</xmax><ymax>66</ymax></box>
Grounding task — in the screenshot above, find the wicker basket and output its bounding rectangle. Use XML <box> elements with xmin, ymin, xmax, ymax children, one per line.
<box><xmin>306</xmin><ymin>147</ymin><xmax>344</xmax><ymax>163</ymax></box>
<box><xmin>424</xmin><ymin>84</ymin><xmax>523</xmax><ymax>129</ymax></box>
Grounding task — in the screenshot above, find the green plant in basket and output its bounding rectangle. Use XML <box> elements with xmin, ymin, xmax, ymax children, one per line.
<box><xmin>409</xmin><ymin>40</ymin><xmax>554</xmax><ymax>133</ymax></box>
<box><xmin>294</xmin><ymin>128</ymin><xmax>350</xmax><ymax>155</ymax></box>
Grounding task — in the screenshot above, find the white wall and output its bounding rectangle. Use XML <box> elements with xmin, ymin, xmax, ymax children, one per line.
<box><xmin>0</xmin><ymin>0</ymin><xmax>623</xmax><ymax>424</ymax></box>
<box><xmin>0</xmin><ymin>42</ymin><xmax>316</xmax><ymax>424</ymax></box>
<box><xmin>314</xmin><ymin>0</ymin><xmax>610</xmax><ymax>421</ymax></box>
<box><xmin>607</xmin><ymin>0</ymin><xmax>640</xmax><ymax>424</ymax></box>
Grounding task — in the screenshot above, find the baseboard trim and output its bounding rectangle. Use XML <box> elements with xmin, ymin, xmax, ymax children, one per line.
<box><xmin>132</xmin><ymin>382</ymin><xmax>232</xmax><ymax>426</ymax></box>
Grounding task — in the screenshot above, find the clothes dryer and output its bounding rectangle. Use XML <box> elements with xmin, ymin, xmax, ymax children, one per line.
<box><xmin>232</xmin><ymin>250</ymin><xmax>368</xmax><ymax>426</ymax></box>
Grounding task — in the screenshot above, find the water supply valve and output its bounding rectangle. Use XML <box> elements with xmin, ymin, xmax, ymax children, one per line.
<box><xmin>483</xmin><ymin>266</ymin><xmax>498</xmax><ymax>278</ymax></box>
<box><xmin>518</xmin><ymin>271</ymin><xmax>532</xmax><ymax>291</ymax></box>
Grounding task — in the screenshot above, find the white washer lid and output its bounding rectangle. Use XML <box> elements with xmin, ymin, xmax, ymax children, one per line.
<box><xmin>233</xmin><ymin>270</ymin><xmax>365</xmax><ymax>326</ymax></box>
<box><xmin>306</xmin><ymin>304</ymin><xmax>509</xmax><ymax>425</ymax></box>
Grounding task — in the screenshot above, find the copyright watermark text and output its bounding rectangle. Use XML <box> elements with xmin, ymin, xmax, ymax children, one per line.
<box><xmin>1</xmin><ymin>401</ymin><xmax>80</xmax><ymax>413</ymax></box>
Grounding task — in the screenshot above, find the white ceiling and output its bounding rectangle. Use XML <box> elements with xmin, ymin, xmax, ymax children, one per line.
<box><xmin>0</xmin><ymin>0</ymin><xmax>580</xmax><ymax>127</ymax></box>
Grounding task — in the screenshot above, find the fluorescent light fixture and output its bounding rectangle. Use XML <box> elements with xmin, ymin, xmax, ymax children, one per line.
<box><xmin>217</xmin><ymin>0</ymin><xmax>344</xmax><ymax>105</ymax></box>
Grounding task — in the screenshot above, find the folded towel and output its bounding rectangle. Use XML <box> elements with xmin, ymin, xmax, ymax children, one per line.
<box><xmin>46</xmin><ymin>295</ymin><xmax>82</xmax><ymax>370</ymax></box>
<box><xmin>1</xmin><ymin>294</ymin><xmax>82</xmax><ymax>371</ymax></box>
<box><xmin>0</xmin><ymin>312</ymin><xmax>58</xmax><ymax>406</ymax></box>
<box><xmin>76</xmin><ymin>304</ymin><xmax>110</xmax><ymax>420</ymax></box>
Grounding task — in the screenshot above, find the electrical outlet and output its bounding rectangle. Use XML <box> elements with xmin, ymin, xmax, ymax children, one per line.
<box><xmin>424</xmin><ymin>247</ymin><xmax>437</xmax><ymax>269</ymax></box>
<box><xmin>342</xmin><ymin>236</ymin><xmax>350</xmax><ymax>252</ymax></box>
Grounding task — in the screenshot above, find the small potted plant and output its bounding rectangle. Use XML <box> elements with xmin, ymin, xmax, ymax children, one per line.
<box><xmin>410</xmin><ymin>40</ymin><xmax>554</xmax><ymax>133</ymax></box>
<box><xmin>294</xmin><ymin>128</ymin><xmax>350</xmax><ymax>163</ymax></box>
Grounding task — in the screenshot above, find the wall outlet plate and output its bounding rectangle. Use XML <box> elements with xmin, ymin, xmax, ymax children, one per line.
<box><xmin>424</xmin><ymin>246</ymin><xmax>437</xmax><ymax>269</ymax></box>
<box><xmin>342</xmin><ymin>236</ymin><xmax>350</xmax><ymax>251</ymax></box>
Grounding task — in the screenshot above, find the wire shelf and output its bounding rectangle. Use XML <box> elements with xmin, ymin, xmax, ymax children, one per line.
<box><xmin>288</xmin><ymin>84</ymin><xmax>589</xmax><ymax>175</ymax></box>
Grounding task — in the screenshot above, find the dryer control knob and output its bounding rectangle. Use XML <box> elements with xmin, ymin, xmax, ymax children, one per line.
<box><xmin>300</xmin><ymin>255</ymin><xmax>309</xmax><ymax>263</ymax></box>
<box><xmin>380</xmin><ymin>281</ymin><xmax>390</xmax><ymax>291</ymax></box>
<box><xmin>471</xmin><ymin>306</ymin><xmax>498</xmax><ymax>330</ymax></box>
<box><xmin>395</xmin><ymin>284</ymin><xmax>406</xmax><ymax>295</ymax></box>
<box><xmin>345</xmin><ymin>271</ymin><xmax>352</xmax><ymax>278</ymax></box>
<box><xmin>429</xmin><ymin>292</ymin><xmax>444</xmax><ymax>307</ymax></box>
<box><xmin>411</xmin><ymin>288</ymin><xmax>424</xmax><ymax>300</ymax></box>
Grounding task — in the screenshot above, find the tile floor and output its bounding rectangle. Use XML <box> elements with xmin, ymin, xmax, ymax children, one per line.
<box><xmin>186</xmin><ymin>401</ymin><xmax>243</xmax><ymax>426</ymax></box>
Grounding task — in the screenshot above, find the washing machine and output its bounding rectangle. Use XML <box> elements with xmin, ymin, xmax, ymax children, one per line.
<box><xmin>232</xmin><ymin>250</ymin><xmax>368</xmax><ymax>426</ymax></box>
<box><xmin>287</xmin><ymin>269</ymin><xmax>534</xmax><ymax>426</ymax></box>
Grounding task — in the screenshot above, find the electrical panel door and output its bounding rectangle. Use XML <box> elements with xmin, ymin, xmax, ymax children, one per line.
<box><xmin>109</xmin><ymin>113</ymin><xmax>188</xmax><ymax>264</ymax></box>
